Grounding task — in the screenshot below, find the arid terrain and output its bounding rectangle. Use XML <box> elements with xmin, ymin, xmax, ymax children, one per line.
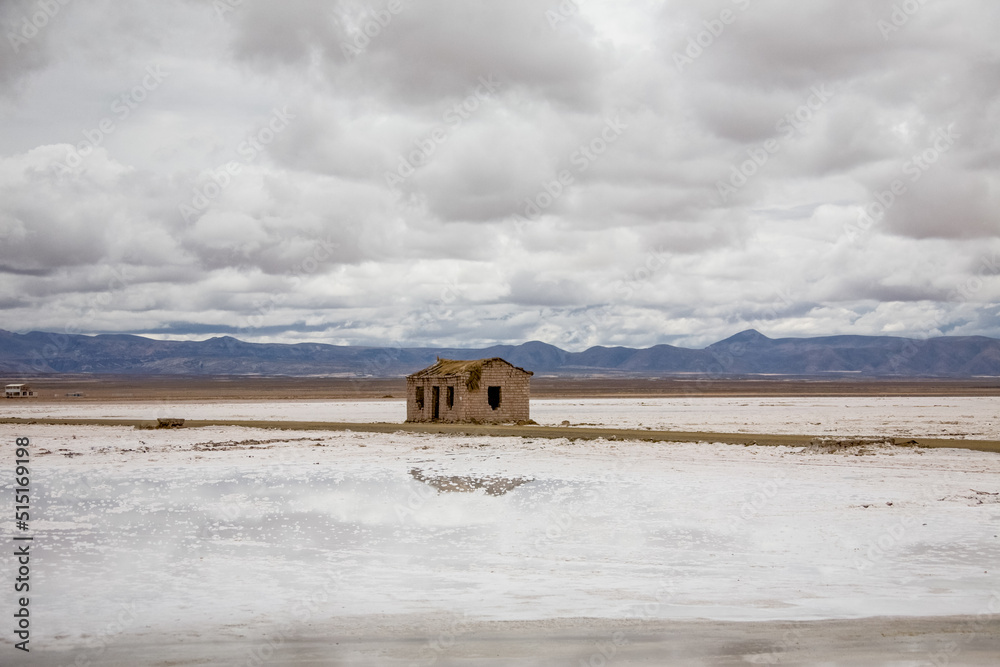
<box><xmin>5</xmin><ymin>374</ymin><xmax>1000</xmax><ymax>403</ymax></box>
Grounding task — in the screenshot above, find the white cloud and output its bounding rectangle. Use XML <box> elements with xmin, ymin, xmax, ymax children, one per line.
<box><xmin>1</xmin><ymin>0</ymin><xmax>999</xmax><ymax>348</ymax></box>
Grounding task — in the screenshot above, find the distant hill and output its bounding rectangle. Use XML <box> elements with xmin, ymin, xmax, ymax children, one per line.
<box><xmin>1</xmin><ymin>328</ymin><xmax>999</xmax><ymax>377</ymax></box>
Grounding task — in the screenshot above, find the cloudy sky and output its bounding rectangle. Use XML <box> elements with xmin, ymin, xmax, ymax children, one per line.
<box><xmin>1</xmin><ymin>0</ymin><xmax>998</xmax><ymax>350</ymax></box>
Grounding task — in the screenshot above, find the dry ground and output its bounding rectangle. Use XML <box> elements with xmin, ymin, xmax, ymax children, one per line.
<box><xmin>4</xmin><ymin>374</ymin><xmax>1000</xmax><ymax>402</ymax></box>
<box><xmin>5</xmin><ymin>375</ymin><xmax>1000</xmax><ymax>452</ymax></box>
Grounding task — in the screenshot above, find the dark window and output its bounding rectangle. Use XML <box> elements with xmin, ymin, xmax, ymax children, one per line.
<box><xmin>415</xmin><ymin>386</ymin><xmax>424</xmax><ymax>410</ymax></box>
<box><xmin>488</xmin><ymin>386</ymin><xmax>501</xmax><ymax>410</ymax></box>
<box><xmin>446</xmin><ymin>386</ymin><xmax>454</xmax><ymax>408</ymax></box>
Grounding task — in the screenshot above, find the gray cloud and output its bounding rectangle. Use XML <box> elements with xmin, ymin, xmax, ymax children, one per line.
<box><xmin>1</xmin><ymin>0</ymin><xmax>999</xmax><ymax>349</ymax></box>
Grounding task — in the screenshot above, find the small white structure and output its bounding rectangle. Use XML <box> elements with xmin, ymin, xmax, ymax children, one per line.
<box><xmin>5</xmin><ymin>384</ymin><xmax>36</xmax><ymax>398</ymax></box>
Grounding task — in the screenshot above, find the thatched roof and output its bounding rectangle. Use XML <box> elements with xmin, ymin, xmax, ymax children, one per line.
<box><xmin>408</xmin><ymin>358</ymin><xmax>532</xmax><ymax>391</ymax></box>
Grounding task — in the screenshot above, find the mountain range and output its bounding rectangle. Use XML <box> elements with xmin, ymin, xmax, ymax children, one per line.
<box><xmin>2</xmin><ymin>329</ymin><xmax>1000</xmax><ymax>377</ymax></box>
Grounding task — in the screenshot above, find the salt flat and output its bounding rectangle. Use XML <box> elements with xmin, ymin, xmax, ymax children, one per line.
<box><xmin>5</xmin><ymin>395</ymin><xmax>1000</xmax><ymax>439</ymax></box>
<box><xmin>2</xmin><ymin>419</ymin><xmax>999</xmax><ymax>664</ymax></box>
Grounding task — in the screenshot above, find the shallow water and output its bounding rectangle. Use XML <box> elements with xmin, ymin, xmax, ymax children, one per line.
<box><xmin>23</xmin><ymin>436</ymin><xmax>1000</xmax><ymax>655</ymax></box>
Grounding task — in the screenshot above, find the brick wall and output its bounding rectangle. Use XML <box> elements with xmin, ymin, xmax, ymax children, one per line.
<box><xmin>405</xmin><ymin>377</ymin><xmax>464</xmax><ymax>422</ymax></box>
<box><xmin>405</xmin><ymin>360</ymin><xmax>531</xmax><ymax>423</ymax></box>
<box><xmin>458</xmin><ymin>362</ymin><xmax>530</xmax><ymax>423</ymax></box>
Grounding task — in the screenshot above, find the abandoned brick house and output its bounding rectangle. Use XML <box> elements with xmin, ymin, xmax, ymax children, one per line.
<box><xmin>405</xmin><ymin>358</ymin><xmax>532</xmax><ymax>423</ymax></box>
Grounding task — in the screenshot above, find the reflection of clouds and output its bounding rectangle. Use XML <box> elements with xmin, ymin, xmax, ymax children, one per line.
<box><xmin>409</xmin><ymin>467</ymin><xmax>532</xmax><ymax>496</ymax></box>
<box><xmin>20</xmin><ymin>422</ymin><xmax>1000</xmax><ymax>642</ymax></box>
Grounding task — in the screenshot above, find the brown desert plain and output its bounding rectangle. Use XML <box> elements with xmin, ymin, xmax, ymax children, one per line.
<box><xmin>8</xmin><ymin>374</ymin><xmax>1000</xmax><ymax>402</ymax></box>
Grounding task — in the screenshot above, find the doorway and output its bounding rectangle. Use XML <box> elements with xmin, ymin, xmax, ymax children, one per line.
<box><xmin>431</xmin><ymin>385</ymin><xmax>440</xmax><ymax>420</ymax></box>
<box><xmin>488</xmin><ymin>386</ymin><xmax>501</xmax><ymax>410</ymax></box>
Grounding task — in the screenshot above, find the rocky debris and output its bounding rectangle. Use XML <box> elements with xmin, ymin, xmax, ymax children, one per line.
<box><xmin>939</xmin><ymin>490</ymin><xmax>1000</xmax><ymax>505</ymax></box>
<box><xmin>799</xmin><ymin>436</ymin><xmax>919</xmax><ymax>456</ymax></box>
<box><xmin>189</xmin><ymin>437</ymin><xmax>324</xmax><ymax>451</ymax></box>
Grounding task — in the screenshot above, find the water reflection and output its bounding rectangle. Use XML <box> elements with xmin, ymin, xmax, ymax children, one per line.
<box><xmin>409</xmin><ymin>467</ymin><xmax>532</xmax><ymax>496</ymax></box>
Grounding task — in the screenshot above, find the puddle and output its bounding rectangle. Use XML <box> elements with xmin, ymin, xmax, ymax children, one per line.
<box><xmin>409</xmin><ymin>467</ymin><xmax>533</xmax><ymax>496</ymax></box>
